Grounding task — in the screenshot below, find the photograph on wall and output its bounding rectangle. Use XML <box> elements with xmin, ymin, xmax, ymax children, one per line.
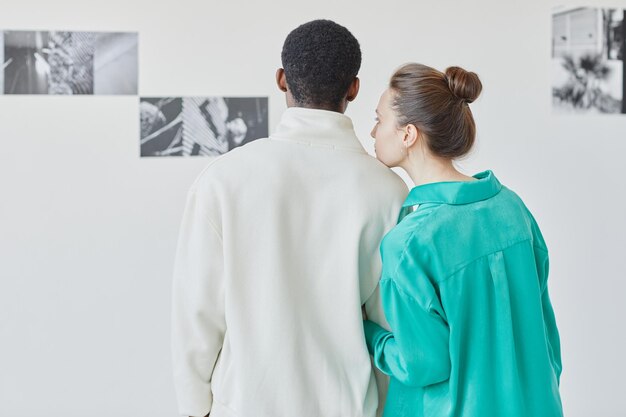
<box><xmin>0</xmin><ymin>31</ymin><xmax>4</xmax><ymax>93</ymax></box>
<box><xmin>552</xmin><ymin>7</ymin><xmax>626</xmax><ymax>114</ymax></box>
<box><xmin>2</xmin><ymin>30</ymin><xmax>138</xmax><ymax>95</ymax></box>
<box><xmin>94</xmin><ymin>32</ymin><xmax>138</xmax><ymax>95</ymax></box>
<box><xmin>140</xmin><ymin>96</ymin><xmax>269</xmax><ymax>157</ymax></box>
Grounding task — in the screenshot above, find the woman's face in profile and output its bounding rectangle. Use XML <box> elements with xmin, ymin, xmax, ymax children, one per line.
<box><xmin>371</xmin><ymin>88</ymin><xmax>405</xmax><ymax>168</ymax></box>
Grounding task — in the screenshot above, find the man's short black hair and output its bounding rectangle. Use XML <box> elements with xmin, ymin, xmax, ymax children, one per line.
<box><xmin>281</xmin><ymin>20</ymin><xmax>361</xmax><ymax>109</ymax></box>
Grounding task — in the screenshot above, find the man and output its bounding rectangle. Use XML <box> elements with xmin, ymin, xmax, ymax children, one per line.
<box><xmin>172</xmin><ymin>20</ymin><xmax>407</xmax><ymax>417</ymax></box>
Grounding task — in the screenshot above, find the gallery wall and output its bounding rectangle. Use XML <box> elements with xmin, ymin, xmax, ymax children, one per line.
<box><xmin>1</xmin><ymin>0</ymin><xmax>625</xmax><ymax>416</ymax></box>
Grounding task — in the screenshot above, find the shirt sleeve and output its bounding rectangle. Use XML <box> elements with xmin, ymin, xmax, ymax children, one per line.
<box><xmin>171</xmin><ymin>186</ymin><xmax>226</xmax><ymax>417</ymax></box>
<box><xmin>363</xmin><ymin>276</ymin><xmax>451</xmax><ymax>388</ymax></box>
<box><xmin>536</xmin><ymin>247</ymin><xmax>562</xmax><ymax>385</ymax></box>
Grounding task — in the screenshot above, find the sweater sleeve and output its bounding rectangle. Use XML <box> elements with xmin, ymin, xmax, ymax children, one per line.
<box><xmin>363</xmin><ymin>284</ymin><xmax>390</xmax><ymax>417</ymax></box>
<box><xmin>171</xmin><ymin>186</ymin><xmax>226</xmax><ymax>417</ymax></box>
<box><xmin>364</xmin><ymin>277</ymin><xmax>451</xmax><ymax>388</ymax></box>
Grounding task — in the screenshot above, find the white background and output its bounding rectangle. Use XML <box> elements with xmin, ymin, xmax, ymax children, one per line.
<box><xmin>1</xmin><ymin>0</ymin><xmax>625</xmax><ymax>416</ymax></box>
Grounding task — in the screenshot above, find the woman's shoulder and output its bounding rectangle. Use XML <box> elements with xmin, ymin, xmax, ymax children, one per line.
<box><xmin>380</xmin><ymin>203</ymin><xmax>445</xmax><ymax>267</ymax></box>
<box><xmin>382</xmin><ymin>190</ymin><xmax>544</xmax><ymax>282</ymax></box>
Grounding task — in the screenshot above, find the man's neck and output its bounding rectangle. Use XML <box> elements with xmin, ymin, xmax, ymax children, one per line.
<box><xmin>288</xmin><ymin>102</ymin><xmax>345</xmax><ymax>114</ymax></box>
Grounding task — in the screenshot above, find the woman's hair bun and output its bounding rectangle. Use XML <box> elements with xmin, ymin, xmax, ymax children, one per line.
<box><xmin>444</xmin><ymin>66</ymin><xmax>482</xmax><ymax>104</ymax></box>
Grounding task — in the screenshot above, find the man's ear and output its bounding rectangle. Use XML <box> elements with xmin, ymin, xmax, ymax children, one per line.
<box><xmin>346</xmin><ymin>77</ymin><xmax>360</xmax><ymax>102</ymax></box>
<box><xmin>276</xmin><ymin>68</ymin><xmax>288</xmax><ymax>92</ymax></box>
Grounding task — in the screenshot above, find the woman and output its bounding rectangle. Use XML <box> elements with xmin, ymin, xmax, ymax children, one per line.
<box><xmin>364</xmin><ymin>63</ymin><xmax>563</xmax><ymax>417</ymax></box>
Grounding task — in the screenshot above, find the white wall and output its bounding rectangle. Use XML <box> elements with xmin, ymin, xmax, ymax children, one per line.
<box><xmin>1</xmin><ymin>0</ymin><xmax>625</xmax><ymax>416</ymax></box>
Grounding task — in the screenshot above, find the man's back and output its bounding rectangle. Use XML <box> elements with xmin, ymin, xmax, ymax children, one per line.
<box><xmin>172</xmin><ymin>108</ymin><xmax>407</xmax><ymax>417</ymax></box>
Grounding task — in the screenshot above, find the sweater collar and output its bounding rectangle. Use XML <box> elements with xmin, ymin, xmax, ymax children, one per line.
<box><xmin>270</xmin><ymin>107</ymin><xmax>365</xmax><ymax>152</ymax></box>
<box><xmin>403</xmin><ymin>170</ymin><xmax>502</xmax><ymax>207</ymax></box>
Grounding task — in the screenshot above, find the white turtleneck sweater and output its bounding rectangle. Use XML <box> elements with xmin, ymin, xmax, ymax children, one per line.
<box><xmin>172</xmin><ymin>107</ymin><xmax>408</xmax><ymax>417</ymax></box>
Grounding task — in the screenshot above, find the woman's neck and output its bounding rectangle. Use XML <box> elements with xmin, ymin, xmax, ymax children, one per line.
<box><xmin>401</xmin><ymin>155</ymin><xmax>474</xmax><ymax>187</ymax></box>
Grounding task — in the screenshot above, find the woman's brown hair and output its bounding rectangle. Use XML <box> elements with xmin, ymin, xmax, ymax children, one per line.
<box><xmin>389</xmin><ymin>63</ymin><xmax>482</xmax><ymax>159</ymax></box>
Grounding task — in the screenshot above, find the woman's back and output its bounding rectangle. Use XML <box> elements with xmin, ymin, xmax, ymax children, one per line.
<box><xmin>366</xmin><ymin>171</ymin><xmax>562</xmax><ymax>417</ymax></box>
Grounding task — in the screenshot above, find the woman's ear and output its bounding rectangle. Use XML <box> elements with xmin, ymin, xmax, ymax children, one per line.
<box><xmin>404</xmin><ymin>124</ymin><xmax>420</xmax><ymax>148</ymax></box>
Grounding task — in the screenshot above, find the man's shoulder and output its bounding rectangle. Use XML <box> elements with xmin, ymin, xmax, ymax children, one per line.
<box><xmin>193</xmin><ymin>139</ymin><xmax>271</xmax><ymax>183</ymax></box>
<box><xmin>357</xmin><ymin>158</ymin><xmax>409</xmax><ymax>198</ymax></box>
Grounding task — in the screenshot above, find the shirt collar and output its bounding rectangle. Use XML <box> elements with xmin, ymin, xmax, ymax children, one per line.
<box><xmin>270</xmin><ymin>107</ymin><xmax>366</xmax><ymax>152</ymax></box>
<box><xmin>403</xmin><ymin>170</ymin><xmax>502</xmax><ymax>208</ymax></box>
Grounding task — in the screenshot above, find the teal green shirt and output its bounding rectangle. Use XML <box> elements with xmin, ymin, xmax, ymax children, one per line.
<box><xmin>364</xmin><ymin>171</ymin><xmax>562</xmax><ymax>417</ymax></box>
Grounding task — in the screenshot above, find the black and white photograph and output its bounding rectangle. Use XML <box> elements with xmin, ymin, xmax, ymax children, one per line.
<box><xmin>94</xmin><ymin>32</ymin><xmax>138</xmax><ymax>95</ymax></box>
<box><xmin>140</xmin><ymin>96</ymin><xmax>269</xmax><ymax>157</ymax></box>
<box><xmin>4</xmin><ymin>31</ymin><xmax>95</xmax><ymax>94</ymax></box>
<box><xmin>552</xmin><ymin>7</ymin><xmax>626</xmax><ymax>114</ymax></box>
<box><xmin>2</xmin><ymin>30</ymin><xmax>138</xmax><ymax>95</ymax></box>
<box><xmin>0</xmin><ymin>31</ymin><xmax>4</xmax><ymax>93</ymax></box>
